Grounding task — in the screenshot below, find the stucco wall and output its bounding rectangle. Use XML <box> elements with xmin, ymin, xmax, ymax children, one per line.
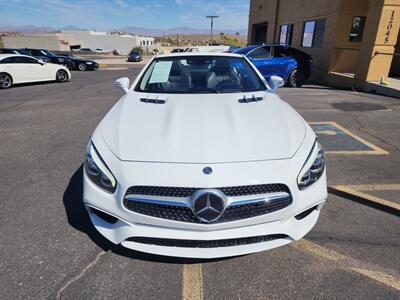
<box><xmin>2</xmin><ymin>35</ymin><xmax>70</xmax><ymax>51</ymax></box>
<box><xmin>248</xmin><ymin>0</ymin><xmax>400</xmax><ymax>86</ymax></box>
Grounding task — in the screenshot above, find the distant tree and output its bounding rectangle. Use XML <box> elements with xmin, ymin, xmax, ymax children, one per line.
<box><xmin>235</xmin><ymin>32</ymin><xmax>240</xmax><ymax>36</ymax></box>
<box><xmin>131</xmin><ymin>46</ymin><xmax>144</xmax><ymax>55</ymax></box>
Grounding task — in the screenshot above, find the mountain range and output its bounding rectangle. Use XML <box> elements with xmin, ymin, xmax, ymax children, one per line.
<box><xmin>0</xmin><ymin>25</ymin><xmax>247</xmax><ymax>36</ymax></box>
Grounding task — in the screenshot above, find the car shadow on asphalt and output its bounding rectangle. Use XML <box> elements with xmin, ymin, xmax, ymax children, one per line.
<box><xmin>63</xmin><ymin>165</ymin><xmax>233</xmax><ymax>264</ymax></box>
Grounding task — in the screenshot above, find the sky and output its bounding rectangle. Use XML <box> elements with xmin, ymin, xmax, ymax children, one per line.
<box><xmin>0</xmin><ymin>0</ymin><xmax>249</xmax><ymax>30</ymax></box>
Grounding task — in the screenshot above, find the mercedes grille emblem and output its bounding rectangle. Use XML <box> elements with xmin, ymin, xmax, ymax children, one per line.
<box><xmin>192</xmin><ymin>190</ymin><xmax>225</xmax><ymax>223</ymax></box>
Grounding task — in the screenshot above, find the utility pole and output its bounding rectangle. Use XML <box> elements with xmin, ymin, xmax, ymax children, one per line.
<box><xmin>206</xmin><ymin>16</ymin><xmax>219</xmax><ymax>45</ymax></box>
<box><xmin>176</xmin><ymin>33</ymin><xmax>179</xmax><ymax>47</ymax></box>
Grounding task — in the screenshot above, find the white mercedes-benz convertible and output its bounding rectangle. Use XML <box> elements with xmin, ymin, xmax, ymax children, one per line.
<box><xmin>83</xmin><ymin>53</ymin><xmax>327</xmax><ymax>258</ymax></box>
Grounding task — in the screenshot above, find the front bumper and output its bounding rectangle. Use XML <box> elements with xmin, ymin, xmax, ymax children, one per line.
<box><xmin>83</xmin><ymin>167</ymin><xmax>326</xmax><ymax>258</ymax></box>
<box><xmin>86</xmin><ymin>63</ymin><xmax>99</xmax><ymax>70</ymax></box>
<box><xmin>127</xmin><ymin>57</ymin><xmax>141</xmax><ymax>62</ymax></box>
<box><xmin>85</xmin><ymin>194</ymin><xmax>324</xmax><ymax>258</ymax></box>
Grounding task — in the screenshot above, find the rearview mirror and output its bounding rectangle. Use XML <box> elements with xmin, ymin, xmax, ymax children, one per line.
<box><xmin>268</xmin><ymin>76</ymin><xmax>285</xmax><ymax>91</ymax></box>
<box><xmin>115</xmin><ymin>77</ymin><xmax>130</xmax><ymax>93</ymax></box>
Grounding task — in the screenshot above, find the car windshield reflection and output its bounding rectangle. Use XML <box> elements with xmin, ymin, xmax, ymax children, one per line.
<box><xmin>135</xmin><ymin>55</ymin><xmax>266</xmax><ymax>94</ymax></box>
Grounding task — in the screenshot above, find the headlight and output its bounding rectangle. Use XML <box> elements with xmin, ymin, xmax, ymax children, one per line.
<box><xmin>85</xmin><ymin>141</ymin><xmax>117</xmax><ymax>193</ymax></box>
<box><xmin>86</xmin><ymin>62</ymin><xmax>93</xmax><ymax>64</ymax></box>
<box><xmin>297</xmin><ymin>140</ymin><xmax>325</xmax><ymax>190</ymax></box>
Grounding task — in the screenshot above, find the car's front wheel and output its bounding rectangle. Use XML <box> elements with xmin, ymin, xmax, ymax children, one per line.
<box><xmin>0</xmin><ymin>73</ymin><xmax>13</xmax><ymax>89</ymax></box>
<box><xmin>56</xmin><ymin>70</ymin><xmax>68</xmax><ymax>82</ymax></box>
<box><xmin>287</xmin><ymin>69</ymin><xmax>305</xmax><ymax>87</ymax></box>
<box><xmin>78</xmin><ymin>63</ymin><xmax>87</xmax><ymax>71</ymax></box>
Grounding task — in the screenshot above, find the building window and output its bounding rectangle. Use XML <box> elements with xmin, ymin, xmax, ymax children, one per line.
<box><xmin>302</xmin><ymin>19</ymin><xmax>326</xmax><ymax>47</ymax></box>
<box><xmin>349</xmin><ymin>16</ymin><xmax>366</xmax><ymax>42</ymax></box>
<box><xmin>279</xmin><ymin>24</ymin><xmax>294</xmax><ymax>46</ymax></box>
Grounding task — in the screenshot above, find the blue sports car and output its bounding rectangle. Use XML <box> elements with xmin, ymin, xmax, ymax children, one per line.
<box><xmin>234</xmin><ymin>44</ymin><xmax>312</xmax><ymax>87</ymax></box>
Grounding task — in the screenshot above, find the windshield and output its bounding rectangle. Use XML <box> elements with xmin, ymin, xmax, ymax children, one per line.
<box><xmin>42</xmin><ymin>50</ymin><xmax>56</xmax><ymax>57</ymax></box>
<box><xmin>234</xmin><ymin>45</ymin><xmax>258</xmax><ymax>55</ymax></box>
<box><xmin>135</xmin><ymin>56</ymin><xmax>266</xmax><ymax>94</ymax></box>
<box><xmin>16</xmin><ymin>49</ymin><xmax>31</xmax><ymax>56</ymax></box>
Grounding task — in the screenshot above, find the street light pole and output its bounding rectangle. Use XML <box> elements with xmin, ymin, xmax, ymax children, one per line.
<box><xmin>206</xmin><ymin>15</ymin><xmax>219</xmax><ymax>45</ymax></box>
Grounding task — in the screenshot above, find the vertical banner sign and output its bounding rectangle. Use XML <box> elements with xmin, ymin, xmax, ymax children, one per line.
<box><xmin>384</xmin><ymin>10</ymin><xmax>395</xmax><ymax>44</ymax></box>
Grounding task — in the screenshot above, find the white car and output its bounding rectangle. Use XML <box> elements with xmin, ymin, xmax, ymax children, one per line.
<box><xmin>83</xmin><ymin>53</ymin><xmax>327</xmax><ymax>258</ymax></box>
<box><xmin>0</xmin><ymin>54</ymin><xmax>70</xmax><ymax>89</ymax></box>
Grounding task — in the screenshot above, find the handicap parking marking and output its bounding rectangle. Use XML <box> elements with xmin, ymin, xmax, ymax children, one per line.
<box><xmin>309</xmin><ymin>121</ymin><xmax>389</xmax><ymax>155</ymax></box>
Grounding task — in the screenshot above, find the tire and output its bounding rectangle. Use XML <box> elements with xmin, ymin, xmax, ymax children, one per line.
<box><xmin>56</xmin><ymin>69</ymin><xmax>68</xmax><ymax>83</ymax></box>
<box><xmin>78</xmin><ymin>63</ymin><xmax>87</xmax><ymax>71</ymax></box>
<box><xmin>287</xmin><ymin>69</ymin><xmax>305</xmax><ymax>88</ymax></box>
<box><xmin>0</xmin><ymin>73</ymin><xmax>13</xmax><ymax>89</ymax></box>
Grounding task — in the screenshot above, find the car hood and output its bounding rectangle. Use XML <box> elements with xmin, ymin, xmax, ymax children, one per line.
<box><xmin>100</xmin><ymin>91</ymin><xmax>306</xmax><ymax>163</ymax></box>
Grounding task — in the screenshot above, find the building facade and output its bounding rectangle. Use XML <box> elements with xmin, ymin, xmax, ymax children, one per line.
<box><xmin>248</xmin><ymin>0</ymin><xmax>400</xmax><ymax>88</ymax></box>
<box><xmin>3</xmin><ymin>30</ymin><xmax>156</xmax><ymax>54</ymax></box>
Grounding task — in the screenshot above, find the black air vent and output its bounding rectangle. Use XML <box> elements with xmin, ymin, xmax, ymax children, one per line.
<box><xmin>238</xmin><ymin>95</ymin><xmax>263</xmax><ymax>103</ymax></box>
<box><xmin>140</xmin><ymin>97</ymin><xmax>166</xmax><ymax>104</ymax></box>
<box><xmin>126</xmin><ymin>234</ymin><xmax>288</xmax><ymax>248</ymax></box>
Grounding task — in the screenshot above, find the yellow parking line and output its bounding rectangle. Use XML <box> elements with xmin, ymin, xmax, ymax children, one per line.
<box><xmin>314</xmin><ymin>130</ymin><xmax>337</xmax><ymax>135</ymax></box>
<box><xmin>334</xmin><ymin>185</ymin><xmax>400</xmax><ymax>211</ymax></box>
<box><xmin>292</xmin><ymin>239</ymin><xmax>400</xmax><ymax>291</ymax></box>
<box><xmin>345</xmin><ymin>184</ymin><xmax>400</xmax><ymax>191</ymax></box>
<box><xmin>309</xmin><ymin>121</ymin><xmax>389</xmax><ymax>155</ymax></box>
<box><xmin>291</xmin><ymin>239</ymin><xmax>346</xmax><ymax>260</ymax></box>
<box><xmin>324</xmin><ymin>150</ymin><xmax>387</xmax><ymax>155</ymax></box>
<box><xmin>182</xmin><ymin>264</ymin><xmax>203</xmax><ymax>300</ymax></box>
<box><xmin>350</xmin><ymin>268</ymin><xmax>400</xmax><ymax>291</ymax></box>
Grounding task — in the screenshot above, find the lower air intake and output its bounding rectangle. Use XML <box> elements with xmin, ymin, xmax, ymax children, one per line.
<box><xmin>126</xmin><ymin>234</ymin><xmax>289</xmax><ymax>248</ymax></box>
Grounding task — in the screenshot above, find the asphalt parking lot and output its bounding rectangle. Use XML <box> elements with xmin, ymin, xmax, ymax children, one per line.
<box><xmin>0</xmin><ymin>68</ymin><xmax>399</xmax><ymax>299</ymax></box>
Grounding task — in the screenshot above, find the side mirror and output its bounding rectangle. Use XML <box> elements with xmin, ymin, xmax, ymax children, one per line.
<box><xmin>115</xmin><ymin>77</ymin><xmax>130</xmax><ymax>93</ymax></box>
<box><xmin>268</xmin><ymin>76</ymin><xmax>285</xmax><ymax>91</ymax></box>
<box><xmin>37</xmin><ymin>59</ymin><xmax>45</xmax><ymax>65</ymax></box>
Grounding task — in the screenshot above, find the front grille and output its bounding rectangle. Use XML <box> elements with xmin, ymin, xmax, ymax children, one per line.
<box><xmin>123</xmin><ymin>196</ymin><xmax>291</xmax><ymax>223</ymax></box>
<box><xmin>125</xmin><ymin>184</ymin><xmax>289</xmax><ymax>198</ymax></box>
<box><xmin>123</xmin><ymin>184</ymin><xmax>292</xmax><ymax>224</ymax></box>
<box><xmin>124</xmin><ymin>201</ymin><xmax>198</xmax><ymax>223</ymax></box>
<box><xmin>126</xmin><ymin>234</ymin><xmax>288</xmax><ymax>248</ymax></box>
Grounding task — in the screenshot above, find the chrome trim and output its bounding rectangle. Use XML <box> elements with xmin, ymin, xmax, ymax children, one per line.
<box><xmin>125</xmin><ymin>195</ymin><xmax>190</xmax><ymax>207</ymax></box>
<box><xmin>125</xmin><ymin>191</ymin><xmax>291</xmax><ymax>210</ymax></box>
